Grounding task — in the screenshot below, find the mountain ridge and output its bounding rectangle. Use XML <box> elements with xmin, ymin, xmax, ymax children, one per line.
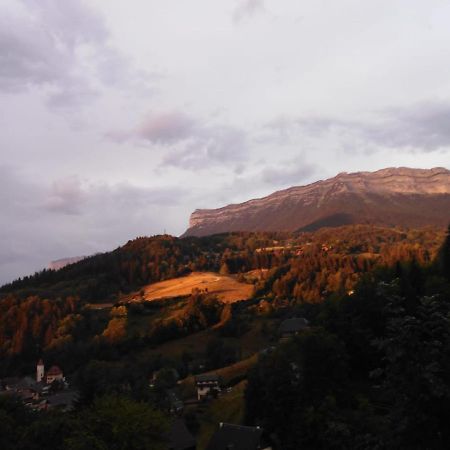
<box><xmin>49</xmin><ymin>256</ymin><xmax>86</xmax><ymax>271</ymax></box>
<box><xmin>184</xmin><ymin>167</ymin><xmax>450</xmax><ymax>236</ymax></box>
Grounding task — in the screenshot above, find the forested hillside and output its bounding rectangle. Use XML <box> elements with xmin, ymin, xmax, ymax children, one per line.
<box><xmin>244</xmin><ymin>226</ymin><xmax>450</xmax><ymax>449</ymax></box>
<box><xmin>0</xmin><ymin>226</ymin><xmax>444</xmax><ymax>375</ymax></box>
<box><xmin>1</xmin><ymin>226</ymin><xmax>450</xmax><ymax>449</ymax></box>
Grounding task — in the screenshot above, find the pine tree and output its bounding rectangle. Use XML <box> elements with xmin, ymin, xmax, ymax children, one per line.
<box><xmin>438</xmin><ymin>225</ymin><xmax>450</xmax><ymax>279</ymax></box>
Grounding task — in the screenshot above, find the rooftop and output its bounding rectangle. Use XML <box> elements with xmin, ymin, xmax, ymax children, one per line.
<box><xmin>206</xmin><ymin>423</ymin><xmax>264</xmax><ymax>450</ymax></box>
<box><xmin>47</xmin><ymin>366</ymin><xmax>63</xmax><ymax>376</ymax></box>
<box><xmin>167</xmin><ymin>419</ymin><xmax>196</xmax><ymax>450</ymax></box>
<box><xmin>195</xmin><ymin>374</ymin><xmax>220</xmax><ymax>383</ymax></box>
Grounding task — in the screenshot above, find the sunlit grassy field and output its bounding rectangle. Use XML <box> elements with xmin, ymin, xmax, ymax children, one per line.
<box><xmin>132</xmin><ymin>272</ymin><xmax>254</xmax><ymax>303</ymax></box>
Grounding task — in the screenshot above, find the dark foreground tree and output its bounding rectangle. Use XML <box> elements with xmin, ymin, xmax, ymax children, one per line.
<box><xmin>373</xmin><ymin>294</ymin><xmax>450</xmax><ymax>449</ymax></box>
<box><xmin>245</xmin><ymin>329</ymin><xmax>354</xmax><ymax>449</ymax></box>
<box><xmin>0</xmin><ymin>394</ymin><xmax>168</xmax><ymax>450</ymax></box>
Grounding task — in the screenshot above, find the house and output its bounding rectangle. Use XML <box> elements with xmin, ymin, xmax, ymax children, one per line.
<box><xmin>0</xmin><ymin>360</ymin><xmax>69</xmax><ymax>411</ymax></box>
<box><xmin>194</xmin><ymin>374</ymin><xmax>220</xmax><ymax>401</ymax></box>
<box><xmin>1</xmin><ymin>376</ymin><xmax>42</xmax><ymax>401</ymax></box>
<box><xmin>167</xmin><ymin>418</ymin><xmax>196</xmax><ymax>450</ymax></box>
<box><xmin>205</xmin><ymin>423</ymin><xmax>271</xmax><ymax>450</ymax></box>
<box><xmin>278</xmin><ymin>317</ymin><xmax>309</xmax><ymax>341</ymax></box>
<box><xmin>37</xmin><ymin>359</ymin><xmax>65</xmax><ymax>385</ymax></box>
<box><xmin>46</xmin><ymin>365</ymin><xmax>64</xmax><ymax>384</ymax></box>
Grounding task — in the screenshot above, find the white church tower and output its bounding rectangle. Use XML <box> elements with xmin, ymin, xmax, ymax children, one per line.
<box><xmin>36</xmin><ymin>359</ymin><xmax>45</xmax><ymax>383</ymax></box>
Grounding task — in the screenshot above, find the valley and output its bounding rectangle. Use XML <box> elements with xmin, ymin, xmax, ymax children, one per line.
<box><xmin>1</xmin><ymin>220</ymin><xmax>450</xmax><ymax>449</ymax></box>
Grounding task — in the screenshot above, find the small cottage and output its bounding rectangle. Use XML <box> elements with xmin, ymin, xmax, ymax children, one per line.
<box><xmin>194</xmin><ymin>374</ymin><xmax>220</xmax><ymax>401</ymax></box>
<box><xmin>46</xmin><ymin>365</ymin><xmax>64</xmax><ymax>384</ymax></box>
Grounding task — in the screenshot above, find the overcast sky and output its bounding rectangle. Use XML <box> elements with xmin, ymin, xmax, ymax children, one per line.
<box><xmin>1</xmin><ymin>0</ymin><xmax>450</xmax><ymax>284</ymax></box>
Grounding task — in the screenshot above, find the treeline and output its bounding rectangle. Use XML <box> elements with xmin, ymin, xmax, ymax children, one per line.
<box><xmin>0</xmin><ymin>233</ymin><xmax>286</xmax><ymax>301</ymax></box>
<box><xmin>244</xmin><ymin>227</ymin><xmax>450</xmax><ymax>449</ymax></box>
<box><xmin>1</xmin><ymin>227</ymin><xmax>442</xmax><ymax>303</ymax></box>
<box><xmin>0</xmin><ymin>226</ymin><xmax>445</xmax><ymax>374</ymax></box>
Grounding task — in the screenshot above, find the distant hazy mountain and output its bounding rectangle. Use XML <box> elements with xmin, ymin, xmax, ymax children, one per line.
<box><xmin>49</xmin><ymin>256</ymin><xmax>86</xmax><ymax>271</ymax></box>
<box><xmin>184</xmin><ymin>167</ymin><xmax>450</xmax><ymax>236</ymax></box>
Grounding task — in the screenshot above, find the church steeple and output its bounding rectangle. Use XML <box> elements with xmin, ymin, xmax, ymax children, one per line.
<box><xmin>36</xmin><ymin>359</ymin><xmax>45</xmax><ymax>383</ymax></box>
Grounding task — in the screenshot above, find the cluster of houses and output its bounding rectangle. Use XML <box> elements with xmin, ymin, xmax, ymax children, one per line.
<box><xmin>156</xmin><ymin>369</ymin><xmax>273</xmax><ymax>450</ymax></box>
<box><xmin>166</xmin><ymin>316</ymin><xmax>309</xmax><ymax>449</ymax></box>
<box><xmin>0</xmin><ymin>315</ymin><xmax>308</xmax><ymax>449</ymax></box>
<box><xmin>0</xmin><ymin>359</ymin><xmax>78</xmax><ymax>412</ymax></box>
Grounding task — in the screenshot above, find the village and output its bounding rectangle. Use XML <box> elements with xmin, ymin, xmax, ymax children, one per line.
<box><xmin>0</xmin><ymin>360</ymin><xmax>78</xmax><ymax>412</ymax></box>
<box><xmin>0</xmin><ymin>317</ymin><xmax>309</xmax><ymax>450</ymax></box>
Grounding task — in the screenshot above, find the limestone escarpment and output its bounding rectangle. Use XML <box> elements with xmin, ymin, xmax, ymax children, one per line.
<box><xmin>184</xmin><ymin>167</ymin><xmax>450</xmax><ymax>236</ymax></box>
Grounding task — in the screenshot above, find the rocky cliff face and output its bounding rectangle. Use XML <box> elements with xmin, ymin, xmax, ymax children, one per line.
<box><xmin>49</xmin><ymin>256</ymin><xmax>86</xmax><ymax>271</ymax></box>
<box><xmin>184</xmin><ymin>167</ymin><xmax>450</xmax><ymax>236</ymax></box>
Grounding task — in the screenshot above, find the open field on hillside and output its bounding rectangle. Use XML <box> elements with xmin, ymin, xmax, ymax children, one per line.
<box><xmin>129</xmin><ymin>272</ymin><xmax>254</xmax><ymax>303</ymax></box>
<box><xmin>179</xmin><ymin>355</ymin><xmax>258</xmax><ymax>400</ymax></box>
<box><xmin>138</xmin><ymin>316</ymin><xmax>277</xmax><ymax>362</ymax></box>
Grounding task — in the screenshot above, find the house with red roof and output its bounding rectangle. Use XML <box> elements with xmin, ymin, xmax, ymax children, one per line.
<box><xmin>46</xmin><ymin>365</ymin><xmax>64</xmax><ymax>384</ymax></box>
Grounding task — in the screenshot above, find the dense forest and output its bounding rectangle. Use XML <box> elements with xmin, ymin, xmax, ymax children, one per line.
<box><xmin>0</xmin><ymin>226</ymin><xmax>444</xmax><ymax>374</ymax></box>
<box><xmin>245</xmin><ymin>227</ymin><xmax>450</xmax><ymax>449</ymax></box>
<box><xmin>0</xmin><ymin>394</ymin><xmax>168</xmax><ymax>450</ymax></box>
<box><xmin>1</xmin><ymin>225</ymin><xmax>450</xmax><ymax>449</ymax></box>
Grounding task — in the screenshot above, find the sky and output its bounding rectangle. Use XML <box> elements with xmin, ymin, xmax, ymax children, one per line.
<box><xmin>1</xmin><ymin>0</ymin><xmax>450</xmax><ymax>284</ymax></box>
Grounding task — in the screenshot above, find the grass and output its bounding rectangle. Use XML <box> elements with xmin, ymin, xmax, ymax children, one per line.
<box><xmin>179</xmin><ymin>354</ymin><xmax>258</xmax><ymax>399</ymax></box>
<box><xmin>195</xmin><ymin>380</ymin><xmax>247</xmax><ymax>450</ymax></box>
<box><xmin>128</xmin><ymin>272</ymin><xmax>254</xmax><ymax>303</ymax></box>
<box><xmin>137</xmin><ymin>315</ymin><xmax>277</xmax><ymax>362</ymax></box>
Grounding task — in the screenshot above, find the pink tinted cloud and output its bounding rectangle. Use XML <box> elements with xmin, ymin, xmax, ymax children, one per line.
<box><xmin>136</xmin><ymin>112</ymin><xmax>197</xmax><ymax>144</ymax></box>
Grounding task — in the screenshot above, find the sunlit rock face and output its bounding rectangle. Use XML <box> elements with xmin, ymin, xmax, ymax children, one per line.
<box><xmin>49</xmin><ymin>256</ymin><xmax>85</xmax><ymax>270</ymax></box>
<box><xmin>184</xmin><ymin>167</ymin><xmax>450</xmax><ymax>236</ymax></box>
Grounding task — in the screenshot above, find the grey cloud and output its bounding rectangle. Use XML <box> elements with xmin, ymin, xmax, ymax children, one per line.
<box><xmin>0</xmin><ymin>15</ymin><xmax>68</xmax><ymax>91</ymax></box>
<box><xmin>95</xmin><ymin>47</ymin><xmax>160</xmax><ymax>93</ymax></box>
<box><xmin>232</xmin><ymin>0</ymin><xmax>265</xmax><ymax>24</ymax></box>
<box><xmin>0</xmin><ymin>166</ymin><xmax>188</xmax><ymax>284</ymax></box>
<box><xmin>44</xmin><ymin>176</ymin><xmax>86</xmax><ymax>215</ymax></box>
<box><xmin>42</xmin><ymin>176</ymin><xmax>186</xmax><ymax>216</ymax></box>
<box><xmin>109</xmin><ymin>112</ymin><xmax>249</xmax><ymax>169</ymax></box>
<box><xmin>203</xmin><ymin>127</ymin><xmax>246</xmax><ymax>160</ymax></box>
<box><xmin>0</xmin><ymin>3</ymin><xmax>99</xmax><ymax>105</ymax></box>
<box><xmin>90</xmin><ymin>183</ymin><xmax>186</xmax><ymax>208</ymax></box>
<box><xmin>160</xmin><ymin>125</ymin><xmax>248</xmax><ymax>169</ymax></box>
<box><xmin>364</xmin><ymin>102</ymin><xmax>450</xmax><ymax>150</ymax></box>
<box><xmin>266</xmin><ymin>115</ymin><xmax>358</xmax><ymax>140</ymax></box>
<box><xmin>0</xmin><ymin>0</ymin><xmax>154</xmax><ymax>108</ymax></box>
<box><xmin>267</xmin><ymin>101</ymin><xmax>450</xmax><ymax>152</ymax></box>
<box><xmin>22</xmin><ymin>0</ymin><xmax>108</xmax><ymax>48</ymax></box>
<box><xmin>46</xmin><ymin>79</ymin><xmax>99</xmax><ymax>109</ymax></box>
<box><xmin>261</xmin><ymin>159</ymin><xmax>318</xmax><ymax>186</ymax></box>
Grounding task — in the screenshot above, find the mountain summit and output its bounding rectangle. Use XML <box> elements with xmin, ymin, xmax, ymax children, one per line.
<box><xmin>183</xmin><ymin>167</ymin><xmax>450</xmax><ymax>236</ymax></box>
